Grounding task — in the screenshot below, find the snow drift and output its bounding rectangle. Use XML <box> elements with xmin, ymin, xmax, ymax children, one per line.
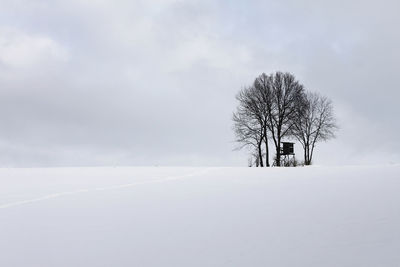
<box><xmin>1</xmin><ymin>165</ymin><xmax>399</xmax><ymax>266</ymax></box>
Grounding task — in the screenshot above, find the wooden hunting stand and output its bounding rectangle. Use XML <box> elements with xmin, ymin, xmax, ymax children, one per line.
<box><xmin>280</xmin><ymin>142</ymin><xmax>295</xmax><ymax>166</ymax></box>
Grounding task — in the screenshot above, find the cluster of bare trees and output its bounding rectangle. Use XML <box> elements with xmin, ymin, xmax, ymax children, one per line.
<box><xmin>233</xmin><ymin>71</ymin><xmax>338</xmax><ymax>166</ymax></box>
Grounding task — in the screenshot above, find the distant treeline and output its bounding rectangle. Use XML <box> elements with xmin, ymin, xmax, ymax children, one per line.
<box><xmin>233</xmin><ymin>71</ymin><xmax>338</xmax><ymax>167</ymax></box>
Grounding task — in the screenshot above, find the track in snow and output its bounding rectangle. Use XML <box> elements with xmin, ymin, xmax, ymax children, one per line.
<box><xmin>0</xmin><ymin>167</ymin><xmax>219</xmax><ymax>209</ymax></box>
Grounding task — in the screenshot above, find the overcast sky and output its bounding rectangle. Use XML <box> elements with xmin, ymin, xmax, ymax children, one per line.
<box><xmin>0</xmin><ymin>0</ymin><xmax>399</xmax><ymax>167</ymax></box>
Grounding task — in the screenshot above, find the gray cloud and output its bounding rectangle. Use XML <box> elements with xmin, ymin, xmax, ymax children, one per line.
<box><xmin>0</xmin><ymin>0</ymin><xmax>399</xmax><ymax>166</ymax></box>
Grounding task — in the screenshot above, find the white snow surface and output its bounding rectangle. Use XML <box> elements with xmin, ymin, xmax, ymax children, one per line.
<box><xmin>1</xmin><ymin>165</ymin><xmax>400</xmax><ymax>267</ymax></box>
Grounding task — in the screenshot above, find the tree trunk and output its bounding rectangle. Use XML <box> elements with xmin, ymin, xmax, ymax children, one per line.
<box><xmin>304</xmin><ymin>143</ymin><xmax>311</xmax><ymax>165</ymax></box>
<box><xmin>309</xmin><ymin>140</ymin><xmax>318</xmax><ymax>166</ymax></box>
<box><xmin>276</xmin><ymin>138</ymin><xmax>281</xmax><ymax>167</ymax></box>
<box><xmin>264</xmin><ymin>127</ymin><xmax>270</xmax><ymax>167</ymax></box>
<box><xmin>258</xmin><ymin>142</ymin><xmax>264</xmax><ymax>167</ymax></box>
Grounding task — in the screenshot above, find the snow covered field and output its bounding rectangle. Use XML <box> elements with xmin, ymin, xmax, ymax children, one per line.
<box><xmin>1</xmin><ymin>165</ymin><xmax>399</xmax><ymax>267</ymax></box>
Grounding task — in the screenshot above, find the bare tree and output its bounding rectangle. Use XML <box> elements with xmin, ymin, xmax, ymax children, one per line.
<box><xmin>264</xmin><ymin>72</ymin><xmax>305</xmax><ymax>166</ymax></box>
<box><xmin>233</xmin><ymin>72</ymin><xmax>305</xmax><ymax>167</ymax></box>
<box><xmin>253</xmin><ymin>74</ymin><xmax>272</xmax><ymax>167</ymax></box>
<box><xmin>233</xmin><ymin>86</ymin><xmax>265</xmax><ymax>167</ymax></box>
<box><xmin>291</xmin><ymin>92</ymin><xmax>338</xmax><ymax>165</ymax></box>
